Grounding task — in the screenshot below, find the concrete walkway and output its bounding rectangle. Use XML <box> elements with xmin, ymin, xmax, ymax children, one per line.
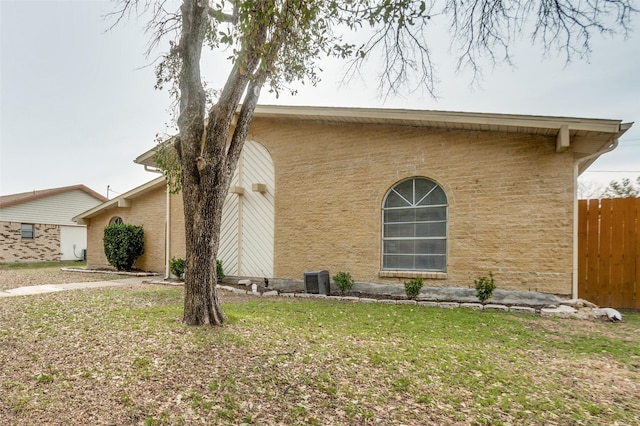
<box><xmin>0</xmin><ymin>277</ymin><xmax>147</xmax><ymax>298</ymax></box>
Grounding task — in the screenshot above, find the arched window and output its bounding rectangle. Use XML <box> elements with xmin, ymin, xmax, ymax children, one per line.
<box><xmin>109</xmin><ymin>216</ymin><xmax>124</xmax><ymax>225</ymax></box>
<box><xmin>382</xmin><ymin>177</ymin><xmax>447</xmax><ymax>272</ymax></box>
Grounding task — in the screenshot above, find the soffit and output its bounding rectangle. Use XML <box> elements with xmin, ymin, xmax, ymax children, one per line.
<box><xmin>133</xmin><ymin>105</ymin><xmax>630</xmax><ymax>173</ymax></box>
<box><xmin>251</xmin><ymin>105</ymin><xmax>625</xmax><ymax>137</ymax></box>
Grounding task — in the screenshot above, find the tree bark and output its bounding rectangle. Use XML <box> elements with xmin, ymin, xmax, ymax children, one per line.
<box><xmin>177</xmin><ymin>0</ymin><xmax>228</xmax><ymax>326</ymax></box>
<box><xmin>182</xmin><ymin>170</ymin><xmax>228</xmax><ymax>325</ymax></box>
<box><xmin>177</xmin><ymin>0</ymin><xmax>268</xmax><ymax>326</ymax></box>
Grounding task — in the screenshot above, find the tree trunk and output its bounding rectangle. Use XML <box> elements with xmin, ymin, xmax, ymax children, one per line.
<box><xmin>177</xmin><ymin>0</ymin><xmax>228</xmax><ymax>326</ymax></box>
<box><xmin>177</xmin><ymin>0</ymin><xmax>268</xmax><ymax>325</ymax></box>
<box><xmin>181</xmin><ymin>171</ymin><xmax>228</xmax><ymax>325</ymax></box>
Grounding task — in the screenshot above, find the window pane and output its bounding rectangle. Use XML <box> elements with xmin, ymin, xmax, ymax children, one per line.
<box><xmin>21</xmin><ymin>224</ymin><xmax>34</xmax><ymax>239</ymax></box>
<box><xmin>394</xmin><ymin>180</ymin><xmax>414</xmax><ymax>204</ymax></box>
<box><xmin>415</xmin><ymin>239</ymin><xmax>446</xmax><ymax>255</ymax></box>
<box><xmin>420</xmin><ymin>186</ymin><xmax>447</xmax><ymax>206</ymax></box>
<box><xmin>415</xmin><ymin>179</ymin><xmax>436</xmax><ymax>202</ymax></box>
<box><xmin>384</xmin><ymin>223</ymin><xmax>415</xmax><ymax>238</ymax></box>
<box><xmin>384</xmin><ymin>240</ymin><xmax>415</xmax><ymax>255</ymax></box>
<box><xmin>384</xmin><ymin>208</ymin><xmax>416</xmax><ymax>224</ymax></box>
<box><xmin>415</xmin><ymin>222</ymin><xmax>446</xmax><ymax>237</ymax></box>
<box><xmin>415</xmin><ymin>206</ymin><xmax>446</xmax><ymax>221</ymax></box>
<box><xmin>415</xmin><ymin>255</ymin><xmax>446</xmax><ymax>271</ymax></box>
<box><xmin>383</xmin><ymin>255</ymin><xmax>414</xmax><ymax>270</ymax></box>
<box><xmin>109</xmin><ymin>216</ymin><xmax>124</xmax><ymax>225</ymax></box>
<box><xmin>384</xmin><ymin>191</ymin><xmax>411</xmax><ymax>208</ymax></box>
<box><xmin>435</xmin><ymin>255</ymin><xmax>447</xmax><ymax>270</ymax></box>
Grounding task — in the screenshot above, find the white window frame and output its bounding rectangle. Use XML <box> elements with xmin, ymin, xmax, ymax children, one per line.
<box><xmin>381</xmin><ymin>177</ymin><xmax>448</xmax><ymax>273</ymax></box>
<box><xmin>109</xmin><ymin>217</ymin><xmax>124</xmax><ymax>225</ymax></box>
<box><xmin>21</xmin><ymin>223</ymin><xmax>35</xmax><ymax>240</ymax></box>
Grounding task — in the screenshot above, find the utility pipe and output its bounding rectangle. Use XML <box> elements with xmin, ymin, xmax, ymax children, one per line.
<box><xmin>142</xmin><ymin>165</ymin><xmax>171</xmax><ymax>279</ymax></box>
<box><xmin>165</xmin><ymin>187</ymin><xmax>171</xmax><ymax>279</ymax></box>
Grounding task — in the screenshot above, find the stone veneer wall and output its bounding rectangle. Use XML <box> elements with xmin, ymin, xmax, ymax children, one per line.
<box><xmin>247</xmin><ymin>118</ymin><xmax>575</xmax><ymax>295</ymax></box>
<box><xmin>0</xmin><ymin>221</ymin><xmax>61</xmax><ymax>262</ymax></box>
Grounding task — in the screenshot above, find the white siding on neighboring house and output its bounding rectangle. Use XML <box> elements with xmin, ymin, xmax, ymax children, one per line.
<box><xmin>219</xmin><ymin>141</ymin><xmax>275</xmax><ymax>278</ymax></box>
<box><xmin>1</xmin><ymin>187</ymin><xmax>105</xmax><ymax>263</ymax></box>
<box><xmin>60</xmin><ymin>225</ymin><xmax>88</xmax><ymax>261</ymax></box>
<box><xmin>0</xmin><ymin>189</ymin><xmax>103</xmax><ymax>225</ymax></box>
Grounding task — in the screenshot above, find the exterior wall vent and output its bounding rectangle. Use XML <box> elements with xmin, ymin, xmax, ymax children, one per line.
<box><xmin>304</xmin><ymin>270</ymin><xmax>330</xmax><ymax>295</ymax></box>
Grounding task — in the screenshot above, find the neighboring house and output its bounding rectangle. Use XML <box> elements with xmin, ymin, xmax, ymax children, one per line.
<box><xmin>1</xmin><ymin>185</ymin><xmax>107</xmax><ymax>262</ymax></box>
<box><xmin>74</xmin><ymin>105</ymin><xmax>631</xmax><ymax>298</ymax></box>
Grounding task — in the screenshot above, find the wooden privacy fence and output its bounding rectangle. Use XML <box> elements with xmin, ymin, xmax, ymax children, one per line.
<box><xmin>578</xmin><ymin>197</ymin><xmax>640</xmax><ymax>310</ymax></box>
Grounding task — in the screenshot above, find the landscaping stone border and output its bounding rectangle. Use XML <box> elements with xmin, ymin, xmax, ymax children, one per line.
<box><xmin>143</xmin><ymin>277</ymin><xmax>620</xmax><ymax>321</ymax></box>
<box><xmin>62</xmin><ymin>268</ymin><xmax>159</xmax><ymax>277</ymax></box>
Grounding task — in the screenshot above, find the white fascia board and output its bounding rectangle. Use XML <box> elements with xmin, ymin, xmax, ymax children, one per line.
<box><xmin>252</xmin><ymin>105</ymin><xmax>625</xmax><ymax>134</ymax></box>
<box><xmin>73</xmin><ymin>177</ymin><xmax>166</xmax><ymax>224</ymax></box>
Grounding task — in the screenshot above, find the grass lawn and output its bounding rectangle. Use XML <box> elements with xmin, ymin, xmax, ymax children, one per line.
<box><xmin>1</xmin><ymin>286</ymin><xmax>638</xmax><ymax>425</ymax></box>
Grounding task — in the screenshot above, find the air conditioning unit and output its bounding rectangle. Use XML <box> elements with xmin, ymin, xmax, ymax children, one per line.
<box><xmin>304</xmin><ymin>270</ymin><xmax>330</xmax><ymax>295</ymax></box>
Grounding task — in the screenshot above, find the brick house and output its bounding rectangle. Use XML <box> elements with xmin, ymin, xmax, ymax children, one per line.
<box><xmin>1</xmin><ymin>185</ymin><xmax>107</xmax><ymax>262</ymax></box>
<box><xmin>75</xmin><ymin>106</ymin><xmax>631</xmax><ymax>297</ymax></box>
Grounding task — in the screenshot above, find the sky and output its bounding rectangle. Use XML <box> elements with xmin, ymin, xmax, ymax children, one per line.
<box><xmin>1</xmin><ymin>0</ymin><xmax>639</xmax><ymax>199</ymax></box>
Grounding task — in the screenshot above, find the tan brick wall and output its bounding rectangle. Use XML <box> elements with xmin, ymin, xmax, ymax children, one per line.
<box><xmin>85</xmin><ymin>186</ymin><xmax>171</xmax><ymax>272</ymax></box>
<box><xmin>248</xmin><ymin>118</ymin><xmax>575</xmax><ymax>295</ymax></box>
<box><xmin>0</xmin><ymin>221</ymin><xmax>61</xmax><ymax>262</ymax></box>
<box><xmin>85</xmin><ymin>118</ymin><xmax>575</xmax><ymax>295</ymax></box>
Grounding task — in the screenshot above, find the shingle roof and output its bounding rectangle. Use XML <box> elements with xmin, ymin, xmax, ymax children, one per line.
<box><xmin>0</xmin><ymin>185</ymin><xmax>107</xmax><ymax>209</ymax></box>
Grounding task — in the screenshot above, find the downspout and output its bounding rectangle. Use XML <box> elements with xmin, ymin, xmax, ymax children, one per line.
<box><xmin>143</xmin><ymin>165</ymin><xmax>170</xmax><ymax>279</ymax></box>
<box><xmin>165</xmin><ymin>187</ymin><xmax>171</xmax><ymax>279</ymax></box>
<box><xmin>572</xmin><ymin>138</ymin><xmax>619</xmax><ymax>299</ymax></box>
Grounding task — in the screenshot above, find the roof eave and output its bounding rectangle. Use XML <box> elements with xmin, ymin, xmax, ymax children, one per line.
<box><xmin>73</xmin><ymin>177</ymin><xmax>166</xmax><ymax>224</ymax></box>
<box><xmin>1</xmin><ymin>184</ymin><xmax>107</xmax><ymax>209</ymax></box>
<box><xmin>250</xmin><ymin>105</ymin><xmax>625</xmax><ymax>135</ymax></box>
<box><xmin>576</xmin><ymin>121</ymin><xmax>634</xmax><ymax>175</ymax></box>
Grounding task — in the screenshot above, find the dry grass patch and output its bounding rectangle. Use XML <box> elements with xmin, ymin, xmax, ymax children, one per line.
<box><xmin>1</xmin><ymin>286</ymin><xmax>638</xmax><ymax>425</ymax></box>
<box><xmin>0</xmin><ymin>261</ymin><xmax>128</xmax><ymax>291</ymax></box>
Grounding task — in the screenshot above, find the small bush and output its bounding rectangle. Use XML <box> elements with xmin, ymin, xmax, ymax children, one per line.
<box><xmin>103</xmin><ymin>224</ymin><xmax>144</xmax><ymax>271</ymax></box>
<box><xmin>216</xmin><ymin>259</ymin><xmax>225</xmax><ymax>281</ymax></box>
<box><xmin>168</xmin><ymin>258</ymin><xmax>223</xmax><ymax>281</ymax></box>
<box><xmin>404</xmin><ymin>277</ymin><xmax>424</xmax><ymax>299</ymax></box>
<box><xmin>332</xmin><ymin>271</ymin><xmax>354</xmax><ymax>294</ymax></box>
<box><xmin>475</xmin><ymin>271</ymin><xmax>496</xmax><ymax>303</ymax></box>
<box><xmin>169</xmin><ymin>257</ymin><xmax>186</xmax><ymax>279</ymax></box>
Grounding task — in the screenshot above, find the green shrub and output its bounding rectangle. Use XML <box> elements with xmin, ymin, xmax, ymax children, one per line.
<box><xmin>169</xmin><ymin>257</ymin><xmax>186</xmax><ymax>279</ymax></box>
<box><xmin>167</xmin><ymin>257</ymin><xmax>223</xmax><ymax>281</ymax></box>
<box><xmin>332</xmin><ymin>271</ymin><xmax>354</xmax><ymax>294</ymax></box>
<box><xmin>475</xmin><ymin>271</ymin><xmax>496</xmax><ymax>303</ymax></box>
<box><xmin>103</xmin><ymin>224</ymin><xmax>144</xmax><ymax>271</ymax></box>
<box><xmin>404</xmin><ymin>277</ymin><xmax>424</xmax><ymax>299</ymax></box>
<box><xmin>216</xmin><ymin>259</ymin><xmax>225</xmax><ymax>281</ymax></box>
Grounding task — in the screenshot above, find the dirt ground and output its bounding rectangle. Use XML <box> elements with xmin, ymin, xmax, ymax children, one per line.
<box><xmin>0</xmin><ymin>266</ymin><xmax>130</xmax><ymax>292</ymax></box>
